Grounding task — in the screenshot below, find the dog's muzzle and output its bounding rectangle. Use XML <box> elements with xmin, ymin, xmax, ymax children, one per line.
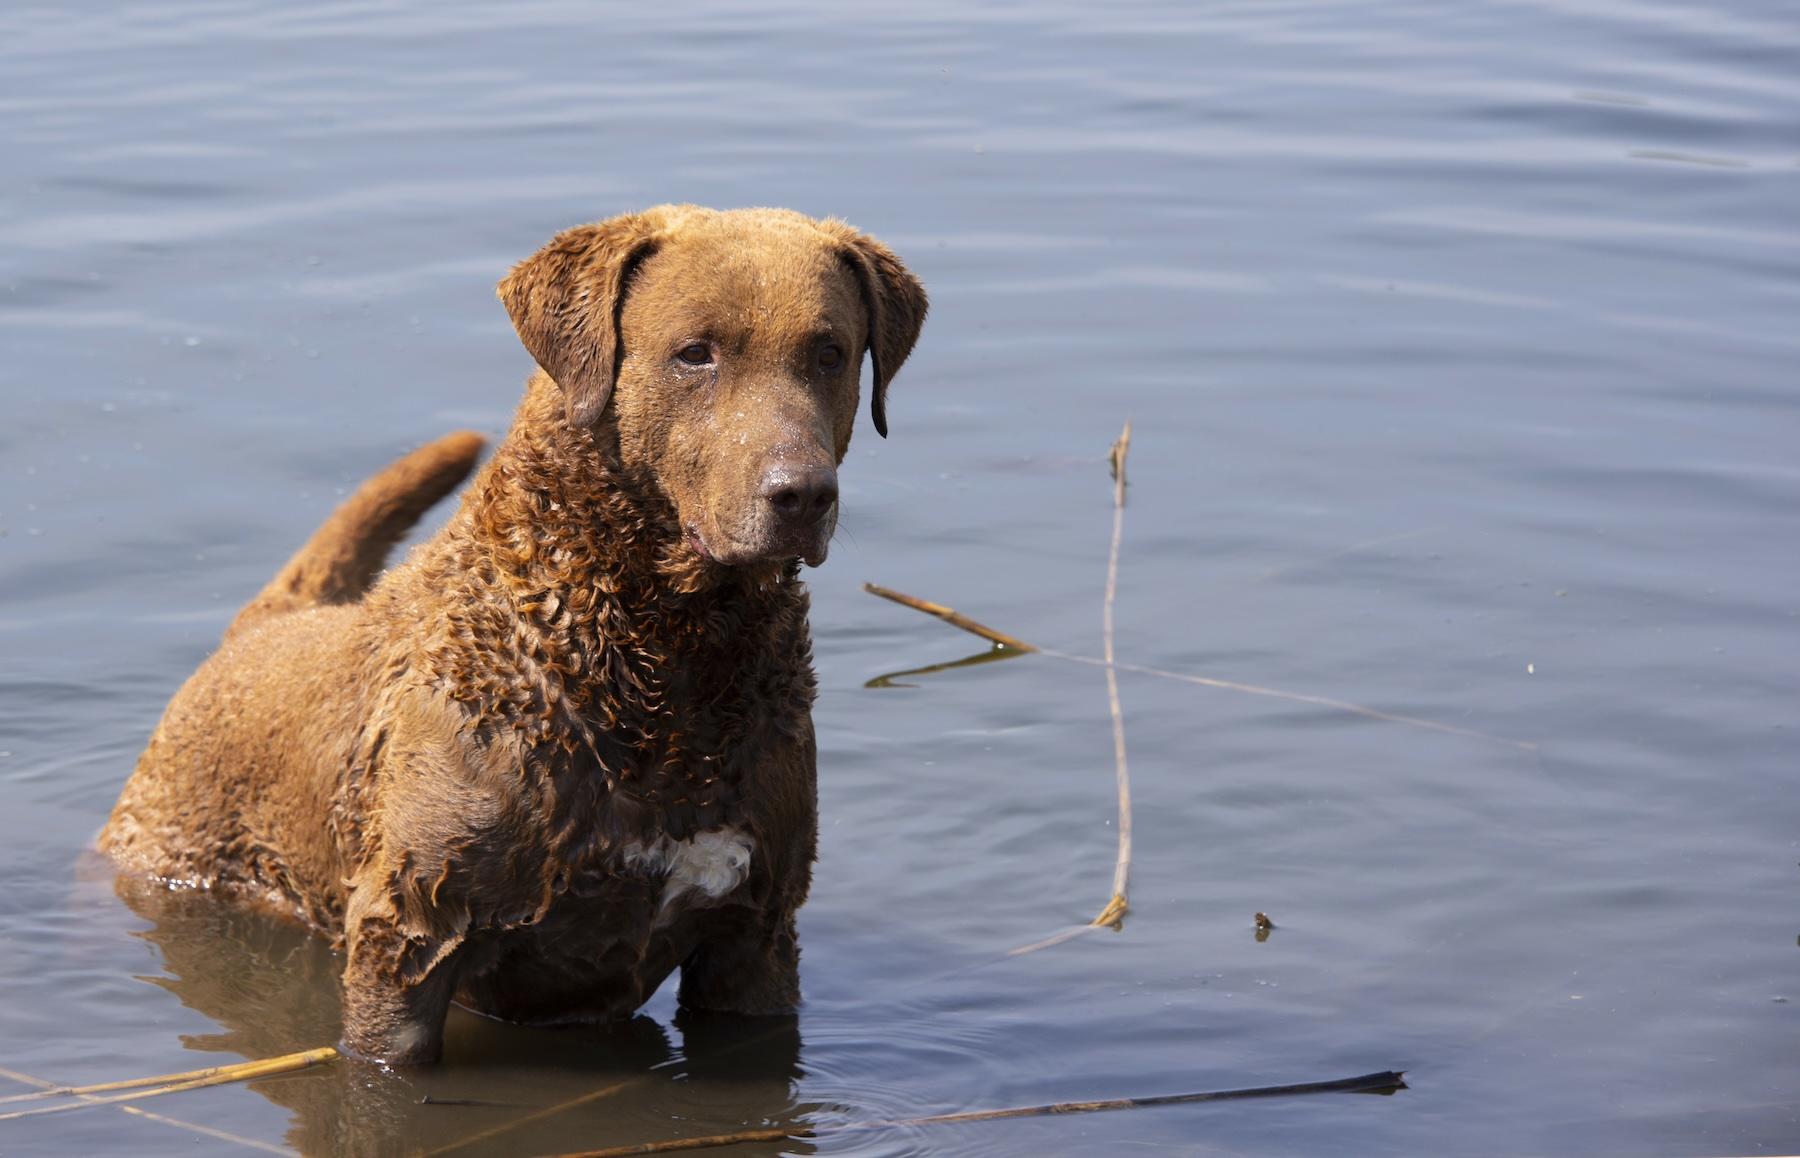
<box><xmin>760</xmin><ymin>462</ymin><xmax>838</xmax><ymax>566</ymax></box>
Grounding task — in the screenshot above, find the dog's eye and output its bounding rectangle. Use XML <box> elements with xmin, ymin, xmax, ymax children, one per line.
<box><xmin>818</xmin><ymin>344</ymin><xmax>844</xmax><ymax>370</ymax></box>
<box><xmin>676</xmin><ymin>343</ymin><xmax>712</xmax><ymax>366</ymax></box>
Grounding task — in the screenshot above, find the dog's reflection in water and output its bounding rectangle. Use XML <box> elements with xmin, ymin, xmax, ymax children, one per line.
<box><xmin>115</xmin><ymin>878</ymin><xmax>815</xmax><ymax>1158</ymax></box>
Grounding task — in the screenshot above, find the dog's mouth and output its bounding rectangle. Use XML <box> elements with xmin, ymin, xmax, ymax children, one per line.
<box><xmin>685</xmin><ymin>520</ymin><xmax>829</xmax><ymax>569</ymax></box>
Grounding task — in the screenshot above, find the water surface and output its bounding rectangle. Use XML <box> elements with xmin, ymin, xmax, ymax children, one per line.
<box><xmin>2</xmin><ymin>1</ymin><xmax>1797</xmax><ymax>1154</ymax></box>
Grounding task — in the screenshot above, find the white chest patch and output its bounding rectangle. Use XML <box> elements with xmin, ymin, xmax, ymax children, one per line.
<box><xmin>619</xmin><ymin>825</ymin><xmax>754</xmax><ymax>916</ymax></box>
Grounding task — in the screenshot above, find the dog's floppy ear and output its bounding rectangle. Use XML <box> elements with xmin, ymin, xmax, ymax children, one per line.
<box><xmin>835</xmin><ymin>230</ymin><xmax>928</xmax><ymax>438</ymax></box>
<box><xmin>498</xmin><ymin>213</ymin><xmax>664</xmax><ymax>431</ymax></box>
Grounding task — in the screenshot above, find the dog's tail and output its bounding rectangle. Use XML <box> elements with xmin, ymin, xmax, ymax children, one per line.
<box><xmin>228</xmin><ymin>431</ymin><xmax>487</xmax><ymax>632</ymax></box>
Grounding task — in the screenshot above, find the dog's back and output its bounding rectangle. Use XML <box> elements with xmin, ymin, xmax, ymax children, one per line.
<box><xmin>99</xmin><ymin>434</ymin><xmax>485</xmax><ymax>925</ymax></box>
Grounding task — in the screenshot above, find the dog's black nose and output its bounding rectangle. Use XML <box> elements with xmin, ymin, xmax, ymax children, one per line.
<box><xmin>761</xmin><ymin>465</ymin><xmax>838</xmax><ymax>525</ymax></box>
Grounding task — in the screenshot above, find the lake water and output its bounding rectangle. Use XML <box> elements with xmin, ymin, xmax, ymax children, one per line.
<box><xmin>2</xmin><ymin>1</ymin><xmax>1797</xmax><ymax>1154</ymax></box>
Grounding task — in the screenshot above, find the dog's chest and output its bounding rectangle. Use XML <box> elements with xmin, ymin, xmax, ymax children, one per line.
<box><xmin>397</xmin><ymin>557</ymin><xmax>816</xmax><ymax>952</ymax></box>
<box><xmin>529</xmin><ymin>600</ymin><xmax>814</xmax><ymax>841</ymax></box>
<box><xmin>617</xmin><ymin>825</ymin><xmax>755</xmax><ymax>913</ymax></box>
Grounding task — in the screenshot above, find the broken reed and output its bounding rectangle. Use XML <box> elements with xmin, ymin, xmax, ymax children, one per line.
<box><xmin>536</xmin><ymin>1069</ymin><xmax>1407</xmax><ymax>1157</ymax></box>
<box><xmin>865</xmin><ymin>419</ymin><xmax>1138</xmax><ymax>942</ymax></box>
<box><xmin>860</xmin><ymin>584</ymin><xmax>1037</xmax><ymax>653</ymax></box>
<box><xmin>0</xmin><ymin>1048</ymin><xmax>339</xmax><ymax>1122</ymax></box>
<box><xmin>1098</xmin><ymin>419</ymin><xmax>1133</xmax><ymax>929</ymax></box>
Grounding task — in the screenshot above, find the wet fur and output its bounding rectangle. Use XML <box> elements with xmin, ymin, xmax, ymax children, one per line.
<box><xmin>100</xmin><ymin>205</ymin><xmax>926</xmax><ymax>1063</ymax></box>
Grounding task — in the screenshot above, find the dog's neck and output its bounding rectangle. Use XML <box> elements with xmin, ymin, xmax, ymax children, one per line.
<box><xmin>416</xmin><ymin>375</ymin><xmax>813</xmax><ymax>757</ymax></box>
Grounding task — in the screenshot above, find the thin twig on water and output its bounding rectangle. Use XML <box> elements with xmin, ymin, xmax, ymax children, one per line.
<box><xmin>0</xmin><ymin>1064</ymin><xmax>302</xmax><ymax>1156</ymax></box>
<box><xmin>0</xmin><ymin>1048</ymin><xmax>339</xmax><ymax>1123</ymax></box>
<box><xmin>532</xmin><ymin>1069</ymin><xmax>1407</xmax><ymax>1157</ymax></box>
<box><xmin>424</xmin><ymin>1020</ymin><xmax>802</xmax><ymax>1156</ymax></box>
<box><xmin>424</xmin><ymin>1079</ymin><xmax>646</xmax><ymax>1156</ymax></box>
<box><xmin>1045</xmin><ymin>651</ymin><xmax>1536</xmax><ymax>750</ymax></box>
<box><xmin>859</xmin><ymin>590</ymin><xmax>1534</xmax><ymax>750</ymax></box>
<box><xmin>115</xmin><ymin>1104</ymin><xmax>299</xmax><ymax>1157</ymax></box>
<box><xmin>1008</xmin><ymin>422</ymin><xmax>1133</xmax><ymax>954</ymax></box>
<box><xmin>1095</xmin><ymin>419</ymin><xmax>1133</xmax><ymax>931</ymax></box>
<box><xmin>0</xmin><ymin>1048</ymin><xmax>337</xmax><ymax>1105</ymax></box>
<box><xmin>862</xmin><ymin>584</ymin><xmax>1038</xmax><ymax>652</ymax></box>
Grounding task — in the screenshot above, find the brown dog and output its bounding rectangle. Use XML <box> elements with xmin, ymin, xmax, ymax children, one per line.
<box><xmin>100</xmin><ymin>205</ymin><xmax>927</xmax><ymax>1063</ymax></box>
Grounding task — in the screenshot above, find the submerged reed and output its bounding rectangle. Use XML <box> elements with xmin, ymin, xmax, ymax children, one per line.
<box><xmin>534</xmin><ymin>1069</ymin><xmax>1407</xmax><ymax>1157</ymax></box>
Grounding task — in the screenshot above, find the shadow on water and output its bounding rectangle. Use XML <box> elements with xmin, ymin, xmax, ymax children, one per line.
<box><xmin>113</xmin><ymin>878</ymin><xmax>818</xmax><ymax>1158</ymax></box>
<box><xmin>862</xmin><ymin>643</ymin><xmax>1031</xmax><ymax>689</ymax></box>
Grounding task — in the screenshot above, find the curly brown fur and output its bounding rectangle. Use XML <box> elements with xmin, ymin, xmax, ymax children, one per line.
<box><xmin>100</xmin><ymin>206</ymin><xmax>926</xmax><ymax>1063</ymax></box>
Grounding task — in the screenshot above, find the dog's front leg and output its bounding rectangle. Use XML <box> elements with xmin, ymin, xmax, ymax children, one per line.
<box><xmin>677</xmin><ymin>904</ymin><xmax>802</xmax><ymax>1016</ymax></box>
<box><xmin>339</xmin><ymin>892</ymin><xmax>465</xmax><ymax>1064</ymax></box>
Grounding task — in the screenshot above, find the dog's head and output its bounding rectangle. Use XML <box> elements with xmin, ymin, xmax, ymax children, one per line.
<box><xmin>498</xmin><ymin>205</ymin><xmax>926</xmax><ymax>569</ymax></box>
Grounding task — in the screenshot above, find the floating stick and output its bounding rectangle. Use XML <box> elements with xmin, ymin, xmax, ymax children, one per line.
<box><xmin>1095</xmin><ymin>419</ymin><xmax>1133</xmax><ymax>931</ymax></box>
<box><xmin>862</xmin><ymin>584</ymin><xmax>1038</xmax><ymax>652</ymax></box>
<box><xmin>0</xmin><ymin>1048</ymin><xmax>338</xmax><ymax>1105</ymax></box>
<box><xmin>0</xmin><ymin>1047</ymin><xmax>338</xmax><ymax>1122</ymax></box>
<box><xmin>1046</xmin><ymin>652</ymin><xmax>1536</xmax><ymax>751</ymax></box>
<box><xmin>1001</xmin><ymin>923</ymin><xmax>1097</xmax><ymax>956</ymax></box>
<box><xmin>534</xmin><ymin>1069</ymin><xmax>1407</xmax><ymax>1157</ymax></box>
<box><xmin>425</xmin><ymin>1078</ymin><xmax>645</xmax><ymax>1156</ymax></box>
<box><xmin>426</xmin><ymin>1014</ymin><xmax>816</xmax><ymax>1155</ymax></box>
<box><xmin>860</xmin><ymin>592</ymin><xmax>1535</xmax><ymax>749</ymax></box>
<box><xmin>1002</xmin><ymin>421</ymin><xmax>1133</xmax><ymax>955</ymax></box>
<box><xmin>0</xmin><ymin>1063</ymin><xmax>296</xmax><ymax>1155</ymax></box>
<box><xmin>116</xmin><ymin>1104</ymin><xmax>299</xmax><ymax>1156</ymax></box>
